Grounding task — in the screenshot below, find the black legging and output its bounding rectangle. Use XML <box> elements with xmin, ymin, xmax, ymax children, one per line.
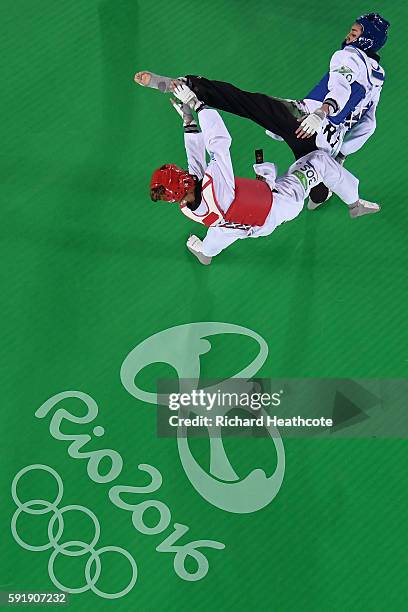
<box><xmin>186</xmin><ymin>75</ymin><xmax>329</xmax><ymax>203</ymax></box>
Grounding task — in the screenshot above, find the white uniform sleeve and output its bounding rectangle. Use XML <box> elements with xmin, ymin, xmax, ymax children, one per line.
<box><xmin>184</xmin><ymin>132</ymin><xmax>207</xmax><ymax>179</ymax></box>
<box><xmin>340</xmin><ymin>103</ymin><xmax>377</xmax><ymax>155</ymax></box>
<box><xmin>325</xmin><ymin>49</ymin><xmax>363</xmax><ymax>115</ymax></box>
<box><xmin>198</xmin><ymin>108</ymin><xmax>235</xmax><ymax>200</ymax></box>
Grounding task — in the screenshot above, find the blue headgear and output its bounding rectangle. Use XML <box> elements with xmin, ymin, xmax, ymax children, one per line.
<box><xmin>348</xmin><ymin>13</ymin><xmax>390</xmax><ymax>53</ymax></box>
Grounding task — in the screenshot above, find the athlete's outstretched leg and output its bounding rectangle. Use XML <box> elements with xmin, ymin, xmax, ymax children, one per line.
<box><xmin>288</xmin><ymin>151</ymin><xmax>380</xmax><ymax>218</ymax></box>
<box><xmin>186</xmin><ymin>75</ymin><xmax>317</xmax><ymax>159</ymax></box>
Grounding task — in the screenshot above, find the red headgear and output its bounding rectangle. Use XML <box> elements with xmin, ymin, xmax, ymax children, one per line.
<box><xmin>150</xmin><ymin>164</ymin><xmax>196</xmax><ymax>202</ymax></box>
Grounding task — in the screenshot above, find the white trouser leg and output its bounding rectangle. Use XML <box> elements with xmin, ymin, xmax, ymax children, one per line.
<box><xmin>288</xmin><ymin>150</ymin><xmax>360</xmax><ymax>205</ymax></box>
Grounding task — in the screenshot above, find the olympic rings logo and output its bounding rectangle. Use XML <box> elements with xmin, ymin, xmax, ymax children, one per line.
<box><xmin>11</xmin><ymin>464</ymin><xmax>138</xmax><ymax>600</ymax></box>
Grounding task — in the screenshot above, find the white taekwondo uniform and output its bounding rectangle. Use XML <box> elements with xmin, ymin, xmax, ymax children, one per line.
<box><xmin>301</xmin><ymin>46</ymin><xmax>385</xmax><ymax>157</ymax></box>
<box><xmin>183</xmin><ymin>108</ymin><xmax>360</xmax><ymax>258</ymax></box>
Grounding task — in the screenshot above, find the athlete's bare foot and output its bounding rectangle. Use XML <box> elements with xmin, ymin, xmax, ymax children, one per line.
<box><xmin>133</xmin><ymin>70</ymin><xmax>177</xmax><ymax>93</ymax></box>
<box><xmin>134</xmin><ymin>71</ymin><xmax>152</xmax><ymax>86</ymax></box>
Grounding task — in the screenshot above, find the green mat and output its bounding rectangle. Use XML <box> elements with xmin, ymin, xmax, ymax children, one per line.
<box><xmin>1</xmin><ymin>1</ymin><xmax>407</xmax><ymax>610</ymax></box>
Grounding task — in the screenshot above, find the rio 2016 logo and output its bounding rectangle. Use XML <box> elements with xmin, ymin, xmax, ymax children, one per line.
<box><xmin>11</xmin><ymin>322</ymin><xmax>286</xmax><ymax>599</ymax></box>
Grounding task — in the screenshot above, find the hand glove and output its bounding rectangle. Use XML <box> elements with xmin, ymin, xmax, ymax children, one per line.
<box><xmin>170</xmin><ymin>98</ymin><xmax>198</xmax><ymax>131</ymax></box>
<box><xmin>173</xmin><ymin>83</ymin><xmax>204</xmax><ymax>111</ymax></box>
<box><xmin>296</xmin><ymin>108</ymin><xmax>326</xmax><ymax>139</ymax></box>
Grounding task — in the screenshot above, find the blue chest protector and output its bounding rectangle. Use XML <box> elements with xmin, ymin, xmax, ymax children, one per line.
<box><xmin>305</xmin><ymin>74</ymin><xmax>367</xmax><ymax>126</ymax></box>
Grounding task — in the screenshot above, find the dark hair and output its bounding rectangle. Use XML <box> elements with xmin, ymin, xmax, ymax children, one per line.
<box><xmin>150</xmin><ymin>185</ymin><xmax>166</xmax><ymax>202</ymax></box>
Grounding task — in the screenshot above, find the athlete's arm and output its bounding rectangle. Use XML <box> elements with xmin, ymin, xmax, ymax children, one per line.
<box><xmin>173</xmin><ymin>83</ymin><xmax>235</xmax><ymax>190</ymax></box>
<box><xmin>323</xmin><ymin>49</ymin><xmax>362</xmax><ymax>115</ymax></box>
<box><xmin>197</xmin><ymin>108</ymin><xmax>235</xmax><ymax>190</ymax></box>
<box><xmin>173</xmin><ymin>83</ymin><xmax>234</xmax><ymax>186</ymax></box>
<box><xmin>169</xmin><ymin>96</ymin><xmax>207</xmax><ymax>180</ymax></box>
<box><xmin>296</xmin><ymin>49</ymin><xmax>362</xmax><ymax>139</ymax></box>
<box><xmin>184</xmin><ymin>131</ymin><xmax>207</xmax><ymax>180</ymax></box>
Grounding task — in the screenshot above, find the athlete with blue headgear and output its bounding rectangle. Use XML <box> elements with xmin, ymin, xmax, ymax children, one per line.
<box><xmin>343</xmin><ymin>13</ymin><xmax>389</xmax><ymax>53</ymax></box>
<box><xmin>134</xmin><ymin>13</ymin><xmax>390</xmax><ymax>215</ymax></box>
<box><xmin>297</xmin><ymin>13</ymin><xmax>390</xmax><ymax>208</ymax></box>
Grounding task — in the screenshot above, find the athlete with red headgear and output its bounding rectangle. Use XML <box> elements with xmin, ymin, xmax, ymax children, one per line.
<box><xmin>147</xmin><ymin>83</ymin><xmax>379</xmax><ymax>265</ymax></box>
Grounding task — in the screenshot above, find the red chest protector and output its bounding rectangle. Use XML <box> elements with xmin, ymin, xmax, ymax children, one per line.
<box><xmin>180</xmin><ymin>174</ymin><xmax>273</xmax><ymax>228</ymax></box>
<box><xmin>226</xmin><ymin>177</ymin><xmax>273</xmax><ymax>226</ymax></box>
